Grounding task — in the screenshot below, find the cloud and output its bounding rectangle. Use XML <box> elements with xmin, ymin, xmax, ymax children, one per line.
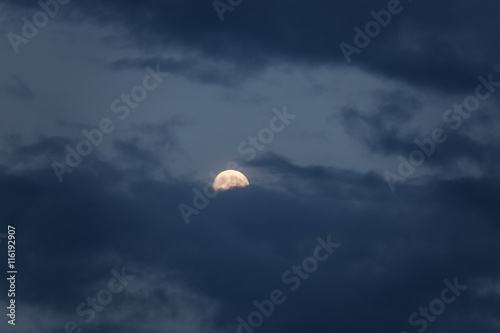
<box><xmin>0</xmin><ymin>75</ymin><xmax>34</xmax><ymax>100</ymax></box>
<box><xmin>335</xmin><ymin>88</ymin><xmax>500</xmax><ymax>175</ymax></box>
<box><xmin>1</xmin><ymin>139</ymin><xmax>499</xmax><ymax>332</ymax></box>
<box><xmin>1</xmin><ymin>2</ymin><xmax>500</xmax><ymax>332</ymax></box>
<box><xmin>335</xmin><ymin>89</ymin><xmax>422</xmax><ymax>153</ymax></box>
<box><xmin>109</xmin><ymin>56</ymin><xmax>267</xmax><ymax>87</ymax></box>
<box><xmin>9</xmin><ymin>0</ymin><xmax>500</xmax><ymax>92</ymax></box>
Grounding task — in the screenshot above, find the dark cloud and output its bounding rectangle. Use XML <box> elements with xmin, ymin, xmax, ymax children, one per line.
<box><xmin>335</xmin><ymin>89</ymin><xmax>500</xmax><ymax>175</ymax></box>
<box><xmin>2</xmin><ymin>1</ymin><xmax>500</xmax><ymax>332</ymax></box>
<box><xmin>1</xmin><ymin>139</ymin><xmax>499</xmax><ymax>332</ymax></box>
<box><xmin>335</xmin><ymin>89</ymin><xmax>421</xmax><ymax>153</ymax></box>
<box><xmin>10</xmin><ymin>0</ymin><xmax>500</xmax><ymax>92</ymax></box>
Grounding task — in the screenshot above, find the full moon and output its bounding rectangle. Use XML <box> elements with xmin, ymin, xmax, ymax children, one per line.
<box><xmin>213</xmin><ymin>170</ymin><xmax>249</xmax><ymax>191</ymax></box>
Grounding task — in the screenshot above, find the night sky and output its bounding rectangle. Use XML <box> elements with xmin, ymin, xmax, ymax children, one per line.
<box><xmin>1</xmin><ymin>0</ymin><xmax>499</xmax><ymax>332</ymax></box>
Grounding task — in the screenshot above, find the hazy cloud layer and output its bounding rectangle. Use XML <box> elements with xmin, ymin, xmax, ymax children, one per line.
<box><xmin>1</xmin><ymin>1</ymin><xmax>499</xmax><ymax>332</ymax></box>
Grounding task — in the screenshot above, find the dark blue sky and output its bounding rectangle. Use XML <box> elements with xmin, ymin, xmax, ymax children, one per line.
<box><xmin>0</xmin><ymin>0</ymin><xmax>499</xmax><ymax>332</ymax></box>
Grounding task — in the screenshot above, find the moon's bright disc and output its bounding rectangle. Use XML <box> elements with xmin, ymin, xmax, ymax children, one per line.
<box><xmin>213</xmin><ymin>170</ymin><xmax>249</xmax><ymax>191</ymax></box>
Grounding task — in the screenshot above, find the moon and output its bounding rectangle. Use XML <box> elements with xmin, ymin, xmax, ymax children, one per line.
<box><xmin>213</xmin><ymin>170</ymin><xmax>249</xmax><ymax>191</ymax></box>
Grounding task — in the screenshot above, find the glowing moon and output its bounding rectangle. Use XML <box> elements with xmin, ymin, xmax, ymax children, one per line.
<box><xmin>213</xmin><ymin>170</ymin><xmax>249</xmax><ymax>191</ymax></box>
